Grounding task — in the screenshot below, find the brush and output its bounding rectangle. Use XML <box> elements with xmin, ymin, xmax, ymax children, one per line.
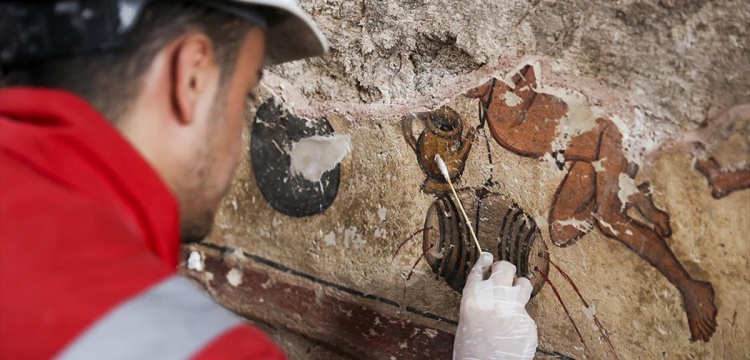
<box><xmin>434</xmin><ymin>154</ymin><xmax>482</xmax><ymax>253</ymax></box>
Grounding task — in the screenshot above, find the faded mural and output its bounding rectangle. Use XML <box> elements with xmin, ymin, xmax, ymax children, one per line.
<box><xmin>469</xmin><ymin>64</ymin><xmax>717</xmax><ymax>343</ymax></box>
<box><xmin>182</xmin><ymin>0</ymin><xmax>750</xmax><ymax>359</ymax></box>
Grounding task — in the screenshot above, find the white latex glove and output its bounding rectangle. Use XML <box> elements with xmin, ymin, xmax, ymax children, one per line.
<box><xmin>454</xmin><ymin>252</ymin><xmax>538</xmax><ymax>360</ymax></box>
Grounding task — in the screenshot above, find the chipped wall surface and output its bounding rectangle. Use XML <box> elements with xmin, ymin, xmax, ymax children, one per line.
<box><xmin>183</xmin><ymin>0</ymin><xmax>749</xmax><ymax>359</ymax></box>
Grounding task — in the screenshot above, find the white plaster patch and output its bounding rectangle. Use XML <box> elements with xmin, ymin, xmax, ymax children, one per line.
<box><xmin>594</xmin><ymin>215</ymin><xmax>619</xmax><ymax>236</ymax></box>
<box><xmin>617</xmin><ymin>173</ymin><xmax>640</xmax><ymax>211</ymax></box>
<box><xmin>324</xmin><ymin>231</ymin><xmax>337</xmax><ymax>246</ymax></box>
<box><xmin>227</xmin><ymin>268</ymin><xmax>243</xmax><ymax>287</ymax></box>
<box><xmin>502</xmin><ymin>91</ymin><xmax>523</xmax><ymax>107</ymax></box>
<box><xmin>344</xmin><ymin>226</ymin><xmax>367</xmax><ymax>248</ymax></box>
<box><xmin>550</xmin><ymin>97</ymin><xmax>598</xmax><ymax>155</ymax></box>
<box><xmin>187</xmin><ymin>251</ymin><xmax>203</xmax><ymax>272</ymax></box>
<box><xmin>591</xmin><ymin>158</ymin><xmax>607</xmax><ymax>172</ymax></box>
<box><xmin>541</xmin><ymin>152</ymin><xmax>560</xmax><ymax>170</ymax></box>
<box><xmin>232</xmin><ymin>248</ymin><xmax>247</xmax><ymax>261</ymax></box>
<box><xmin>289</xmin><ymin>135</ymin><xmax>351</xmax><ymax>182</ymax></box>
<box><xmin>582</xmin><ymin>304</ymin><xmax>599</xmax><ymax>332</ymax></box>
<box><xmin>555</xmin><ymin>218</ymin><xmax>594</xmax><ymax>232</ymax></box>
<box><xmin>535</xmin><ymin>215</ymin><xmax>549</xmax><ymax>228</ymax></box>
<box><xmin>610</xmin><ymin>114</ymin><xmax>649</xmax><ymax>167</ymax></box>
<box><xmin>374</xmin><ymin>227</ymin><xmax>388</xmax><ymax>239</ymax></box>
<box><xmin>377</xmin><ymin>204</ymin><xmax>387</xmax><ymax>221</ymax></box>
<box><xmin>204</xmin><ymin>271</ymin><xmax>214</xmax><ymax>282</ymax></box>
<box><xmin>423</xmin><ymin>329</ymin><xmax>439</xmax><ymax>338</ymax></box>
<box><xmin>536</xmin><ymin>69</ymin><xmax>599</xmax><ymax>155</ymax></box>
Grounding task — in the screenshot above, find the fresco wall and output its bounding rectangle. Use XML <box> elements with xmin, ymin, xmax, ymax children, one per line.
<box><xmin>183</xmin><ymin>0</ymin><xmax>749</xmax><ymax>358</ymax></box>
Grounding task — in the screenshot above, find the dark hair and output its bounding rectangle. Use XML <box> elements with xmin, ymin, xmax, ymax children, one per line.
<box><xmin>8</xmin><ymin>1</ymin><xmax>255</xmax><ymax>123</ymax></box>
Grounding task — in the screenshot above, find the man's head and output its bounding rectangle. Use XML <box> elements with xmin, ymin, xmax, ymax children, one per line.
<box><xmin>2</xmin><ymin>0</ymin><xmax>328</xmax><ymax>242</ymax></box>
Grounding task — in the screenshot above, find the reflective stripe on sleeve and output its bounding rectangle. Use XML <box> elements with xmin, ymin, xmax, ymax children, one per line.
<box><xmin>55</xmin><ymin>275</ymin><xmax>243</xmax><ymax>360</ymax></box>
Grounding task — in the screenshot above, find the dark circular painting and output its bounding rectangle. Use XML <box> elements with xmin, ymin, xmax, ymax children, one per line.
<box><xmin>250</xmin><ymin>98</ymin><xmax>341</xmax><ymax>217</ymax></box>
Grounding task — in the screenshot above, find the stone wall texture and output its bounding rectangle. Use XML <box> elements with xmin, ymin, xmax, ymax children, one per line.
<box><xmin>186</xmin><ymin>0</ymin><xmax>750</xmax><ymax>358</ymax></box>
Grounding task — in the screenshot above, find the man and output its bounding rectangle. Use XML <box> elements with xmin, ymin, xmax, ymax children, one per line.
<box><xmin>0</xmin><ymin>1</ymin><xmax>537</xmax><ymax>359</ymax></box>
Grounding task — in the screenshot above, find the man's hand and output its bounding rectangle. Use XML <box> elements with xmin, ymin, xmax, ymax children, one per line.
<box><xmin>454</xmin><ymin>252</ymin><xmax>538</xmax><ymax>359</ymax></box>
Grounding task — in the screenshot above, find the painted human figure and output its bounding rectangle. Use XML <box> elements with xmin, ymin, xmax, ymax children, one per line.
<box><xmin>692</xmin><ymin>104</ymin><xmax>750</xmax><ymax>199</ymax></box>
<box><xmin>466</xmin><ymin>65</ymin><xmax>718</xmax><ymax>342</ymax></box>
<box><xmin>695</xmin><ymin>156</ymin><xmax>750</xmax><ymax>198</ymax></box>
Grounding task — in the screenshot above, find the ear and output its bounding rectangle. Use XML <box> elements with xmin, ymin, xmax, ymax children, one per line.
<box><xmin>170</xmin><ymin>34</ymin><xmax>216</xmax><ymax>125</ymax></box>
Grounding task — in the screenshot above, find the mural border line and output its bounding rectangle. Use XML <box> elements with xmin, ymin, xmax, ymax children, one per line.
<box><xmin>195</xmin><ymin>241</ymin><xmax>460</xmax><ymax>326</ymax></box>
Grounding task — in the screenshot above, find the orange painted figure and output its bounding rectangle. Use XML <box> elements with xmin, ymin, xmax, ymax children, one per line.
<box><xmin>466</xmin><ymin>65</ymin><xmax>718</xmax><ymax>342</ymax></box>
<box><xmin>695</xmin><ymin>157</ymin><xmax>750</xmax><ymax>199</ymax></box>
<box><xmin>691</xmin><ymin>104</ymin><xmax>750</xmax><ymax>199</ymax></box>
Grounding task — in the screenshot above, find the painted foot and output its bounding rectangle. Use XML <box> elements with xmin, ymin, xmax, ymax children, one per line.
<box><xmin>695</xmin><ymin>156</ymin><xmax>720</xmax><ymax>177</ymax></box>
<box><xmin>694</xmin><ymin>157</ymin><xmax>726</xmax><ymax>198</ymax></box>
<box><xmin>636</xmin><ymin>183</ymin><xmax>672</xmax><ymax>238</ymax></box>
<box><xmin>647</xmin><ymin>207</ymin><xmax>672</xmax><ymax>238</ymax></box>
<box><xmin>680</xmin><ymin>280</ymin><xmax>718</xmax><ymax>342</ymax></box>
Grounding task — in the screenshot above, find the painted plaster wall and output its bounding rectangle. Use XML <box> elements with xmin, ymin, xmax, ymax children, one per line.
<box><xmin>188</xmin><ymin>0</ymin><xmax>749</xmax><ymax>358</ymax></box>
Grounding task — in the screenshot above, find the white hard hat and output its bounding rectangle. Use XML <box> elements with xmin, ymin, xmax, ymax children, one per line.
<box><xmin>232</xmin><ymin>0</ymin><xmax>329</xmax><ymax>64</ymax></box>
<box><xmin>0</xmin><ymin>0</ymin><xmax>328</xmax><ymax>67</ymax></box>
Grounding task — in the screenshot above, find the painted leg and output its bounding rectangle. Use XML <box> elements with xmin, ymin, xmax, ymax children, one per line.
<box><xmin>695</xmin><ymin>157</ymin><xmax>750</xmax><ymax>199</ymax></box>
<box><xmin>594</xmin><ymin>123</ymin><xmax>717</xmax><ymax>342</ymax></box>
<box><xmin>627</xmin><ymin>182</ymin><xmax>673</xmax><ymax>238</ymax></box>
<box><xmin>549</xmin><ymin>161</ymin><xmax>596</xmax><ymax>247</ymax></box>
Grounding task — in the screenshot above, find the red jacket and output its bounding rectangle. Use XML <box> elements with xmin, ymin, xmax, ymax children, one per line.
<box><xmin>0</xmin><ymin>88</ymin><xmax>285</xmax><ymax>359</ymax></box>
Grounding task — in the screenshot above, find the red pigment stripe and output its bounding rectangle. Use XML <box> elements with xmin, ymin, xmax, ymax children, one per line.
<box><xmin>192</xmin><ymin>325</ymin><xmax>287</xmax><ymax>360</ymax></box>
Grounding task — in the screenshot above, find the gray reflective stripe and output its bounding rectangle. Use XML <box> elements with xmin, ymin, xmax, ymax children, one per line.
<box><xmin>56</xmin><ymin>275</ymin><xmax>243</xmax><ymax>360</ymax></box>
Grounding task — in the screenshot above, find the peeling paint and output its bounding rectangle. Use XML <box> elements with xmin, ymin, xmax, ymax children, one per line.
<box><xmin>555</xmin><ymin>218</ymin><xmax>594</xmax><ymax>232</ymax></box>
<box><xmin>582</xmin><ymin>303</ymin><xmax>598</xmax><ymax>332</ymax></box>
<box><xmin>377</xmin><ymin>204</ymin><xmax>387</xmax><ymax>221</ymax></box>
<box><xmin>289</xmin><ymin>135</ymin><xmax>351</xmax><ymax>183</ymax></box>
<box><xmin>502</xmin><ymin>91</ymin><xmax>523</xmax><ymax>107</ymax></box>
<box><xmin>374</xmin><ymin>227</ymin><xmax>387</xmax><ymax>239</ymax></box>
<box><xmin>324</xmin><ymin>231</ymin><xmax>337</xmax><ymax>246</ymax></box>
<box><xmin>344</xmin><ymin>226</ymin><xmax>366</xmax><ymax>249</ymax></box>
<box><xmin>227</xmin><ymin>268</ymin><xmax>243</xmax><ymax>287</ymax></box>
<box><xmin>592</xmin><ymin>158</ymin><xmax>607</xmax><ymax>173</ymax></box>
<box><xmin>618</xmin><ymin>173</ymin><xmax>640</xmax><ymax>211</ymax></box>
<box><xmin>594</xmin><ymin>215</ymin><xmax>619</xmax><ymax>237</ymax></box>
<box><xmin>187</xmin><ymin>251</ymin><xmax>203</xmax><ymax>272</ymax></box>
